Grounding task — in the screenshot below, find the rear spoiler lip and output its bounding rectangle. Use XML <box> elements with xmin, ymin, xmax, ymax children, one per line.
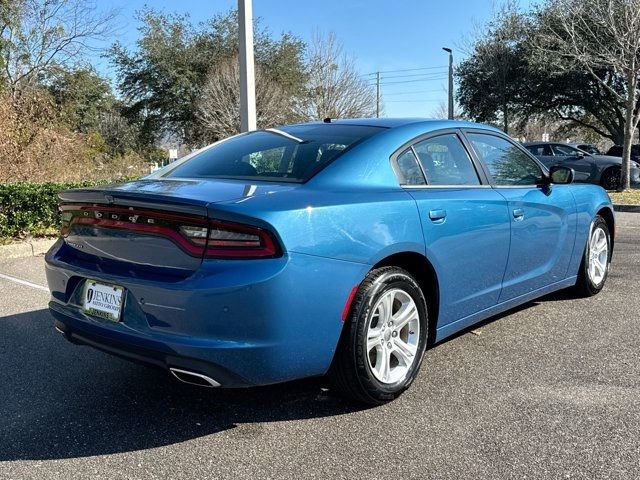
<box><xmin>58</xmin><ymin>188</ymin><xmax>209</xmax><ymax>217</ymax></box>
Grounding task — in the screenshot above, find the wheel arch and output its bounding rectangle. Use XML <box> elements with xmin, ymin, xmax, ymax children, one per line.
<box><xmin>596</xmin><ymin>206</ymin><xmax>615</xmax><ymax>254</ymax></box>
<box><xmin>373</xmin><ymin>251</ymin><xmax>440</xmax><ymax>345</ymax></box>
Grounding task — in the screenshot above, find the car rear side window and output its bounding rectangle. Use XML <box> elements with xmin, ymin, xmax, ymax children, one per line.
<box><xmin>412</xmin><ymin>134</ymin><xmax>480</xmax><ymax>186</ymax></box>
<box><xmin>395</xmin><ymin>148</ymin><xmax>426</xmax><ymax>185</ymax></box>
<box><xmin>467</xmin><ymin>133</ymin><xmax>542</xmax><ymax>186</ymax></box>
<box><xmin>161</xmin><ymin>125</ymin><xmax>385</xmax><ymax>183</ymax></box>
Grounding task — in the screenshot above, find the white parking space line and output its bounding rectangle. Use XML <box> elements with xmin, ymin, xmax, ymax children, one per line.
<box><xmin>0</xmin><ymin>272</ymin><xmax>49</xmax><ymax>292</ymax></box>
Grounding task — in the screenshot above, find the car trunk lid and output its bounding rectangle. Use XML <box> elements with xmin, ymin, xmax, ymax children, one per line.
<box><xmin>58</xmin><ymin>178</ymin><xmax>298</xmax><ymax>207</ymax></box>
<box><xmin>56</xmin><ymin>178</ymin><xmax>294</xmax><ymax>274</ymax></box>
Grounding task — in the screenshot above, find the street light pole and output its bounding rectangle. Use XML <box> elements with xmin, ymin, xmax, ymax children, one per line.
<box><xmin>238</xmin><ymin>0</ymin><xmax>256</xmax><ymax>132</ymax></box>
<box><xmin>442</xmin><ymin>47</ymin><xmax>454</xmax><ymax>120</ymax></box>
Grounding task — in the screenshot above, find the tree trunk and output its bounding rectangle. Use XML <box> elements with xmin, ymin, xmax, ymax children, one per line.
<box><xmin>503</xmin><ymin>99</ymin><xmax>509</xmax><ymax>134</ymax></box>
<box><xmin>620</xmin><ymin>74</ymin><xmax>637</xmax><ymax>192</ymax></box>
<box><xmin>620</xmin><ymin>118</ymin><xmax>633</xmax><ymax>192</ymax></box>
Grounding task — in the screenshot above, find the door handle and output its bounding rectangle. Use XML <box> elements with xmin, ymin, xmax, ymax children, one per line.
<box><xmin>512</xmin><ymin>208</ymin><xmax>524</xmax><ymax>221</ymax></box>
<box><xmin>429</xmin><ymin>209</ymin><xmax>447</xmax><ymax>222</ymax></box>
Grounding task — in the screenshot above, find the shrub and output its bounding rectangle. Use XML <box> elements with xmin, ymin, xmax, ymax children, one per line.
<box><xmin>0</xmin><ymin>181</ymin><xmax>124</xmax><ymax>239</ymax></box>
<box><xmin>0</xmin><ymin>91</ymin><xmax>152</xmax><ymax>183</ymax></box>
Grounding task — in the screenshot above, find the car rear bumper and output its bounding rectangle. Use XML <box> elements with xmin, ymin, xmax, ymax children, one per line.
<box><xmin>51</xmin><ymin>308</ymin><xmax>249</xmax><ymax>386</ymax></box>
<box><xmin>45</xmin><ymin>239</ymin><xmax>369</xmax><ymax>386</ymax></box>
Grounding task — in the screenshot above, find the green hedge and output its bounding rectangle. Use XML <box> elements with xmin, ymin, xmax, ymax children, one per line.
<box><xmin>0</xmin><ymin>181</ymin><xmax>115</xmax><ymax>239</ymax></box>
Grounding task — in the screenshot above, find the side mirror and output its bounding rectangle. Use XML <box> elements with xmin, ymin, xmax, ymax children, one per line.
<box><xmin>549</xmin><ymin>165</ymin><xmax>574</xmax><ymax>184</ymax></box>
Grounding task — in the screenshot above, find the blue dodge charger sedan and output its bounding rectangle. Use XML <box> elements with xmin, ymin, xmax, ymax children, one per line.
<box><xmin>45</xmin><ymin>119</ymin><xmax>614</xmax><ymax>404</ymax></box>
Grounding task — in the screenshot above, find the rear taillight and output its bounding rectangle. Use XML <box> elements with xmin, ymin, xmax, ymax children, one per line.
<box><xmin>179</xmin><ymin>225</ymin><xmax>209</xmax><ymax>246</ymax></box>
<box><xmin>60</xmin><ymin>204</ymin><xmax>280</xmax><ymax>259</ymax></box>
<box><xmin>203</xmin><ymin>220</ymin><xmax>278</xmax><ymax>258</ymax></box>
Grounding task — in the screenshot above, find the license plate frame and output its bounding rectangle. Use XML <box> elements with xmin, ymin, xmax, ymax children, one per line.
<box><xmin>82</xmin><ymin>279</ymin><xmax>124</xmax><ymax>322</ymax></box>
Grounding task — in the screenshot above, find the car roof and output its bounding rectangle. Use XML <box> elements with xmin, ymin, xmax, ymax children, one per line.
<box><xmin>522</xmin><ymin>141</ymin><xmax>560</xmax><ymax>146</ymax></box>
<box><xmin>285</xmin><ymin>117</ymin><xmax>503</xmax><ymax>132</ymax></box>
<box><xmin>286</xmin><ymin>118</ymin><xmax>510</xmax><ymax>189</ymax></box>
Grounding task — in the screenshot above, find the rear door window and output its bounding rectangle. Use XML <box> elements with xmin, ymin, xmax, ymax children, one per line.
<box><xmin>412</xmin><ymin>134</ymin><xmax>480</xmax><ymax>186</ymax></box>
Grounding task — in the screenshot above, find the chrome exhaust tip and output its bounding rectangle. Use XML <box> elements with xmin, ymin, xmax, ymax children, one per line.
<box><xmin>54</xmin><ymin>325</ymin><xmax>65</xmax><ymax>334</ymax></box>
<box><xmin>169</xmin><ymin>368</ymin><xmax>221</xmax><ymax>387</ymax></box>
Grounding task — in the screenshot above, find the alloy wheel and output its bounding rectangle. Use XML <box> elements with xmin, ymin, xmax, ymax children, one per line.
<box><xmin>366</xmin><ymin>289</ymin><xmax>420</xmax><ymax>384</ymax></box>
<box><xmin>602</xmin><ymin>170</ymin><xmax>621</xmax><ymax>190</ymax></box>
<box><xmin>587</xmin><ymin>225</ymin><xmax>609</xmax><ymax>286</ymax></box>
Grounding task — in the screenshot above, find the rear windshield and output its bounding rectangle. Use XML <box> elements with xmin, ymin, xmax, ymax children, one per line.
<box><xmin>162</xmin><ymin>124</ymin><xmax>385</xmax><ymax>182</ymax></box>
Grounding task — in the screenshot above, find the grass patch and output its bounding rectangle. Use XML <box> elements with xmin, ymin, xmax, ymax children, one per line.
<box><xmin>608</xmin><ymin>189</ymin><xmax>640</xmax><ymax>205</ymax></box>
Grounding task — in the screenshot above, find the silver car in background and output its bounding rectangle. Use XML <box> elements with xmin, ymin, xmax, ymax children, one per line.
<box><xmin>523</xmin><ymin>141</ymin><xmax>640</xmax><ymax>190</ymax></box>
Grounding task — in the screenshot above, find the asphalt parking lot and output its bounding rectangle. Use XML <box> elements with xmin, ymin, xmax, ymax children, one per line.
<box><xmin>0</xmin><ymin>213</ymin><xmax>639</xmax><ymax>480</ymax></box>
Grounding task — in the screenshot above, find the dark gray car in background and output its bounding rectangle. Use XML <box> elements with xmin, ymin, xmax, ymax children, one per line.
<box><xmin>523</xmin><ymin>141</ymin><xmax>640</xmax><ymax>190</ymax></box>
<box><xmin>606</xmin><ymin>144</ymin><xmax>640</xmax><ymax>163</ymax></box>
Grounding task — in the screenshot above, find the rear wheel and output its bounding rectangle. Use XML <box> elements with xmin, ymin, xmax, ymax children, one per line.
<box><xmin>574</xmin><ymin>215</ymin><xmax>611</xmax><ymax>296</ymax></box>
<box><xmin>329</xmin><ymin>266</ymin><xmax>428</xmax><ymax>405</ymax></box>
<box><xmin>600</xmin><ymin>168</ymin><xmax>621</xmax><ymax>190</ymax></box>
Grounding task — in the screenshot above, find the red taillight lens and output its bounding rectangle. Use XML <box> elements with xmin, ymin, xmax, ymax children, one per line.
<box><xmin>203</xmin><ymin>220</ymin><xmax>278</xmax><ymax>258</ymax></box>
<box><xmin>59</xmin><ymin>204</ymin><xmax>280</xmax><ymax>259</ymax></box>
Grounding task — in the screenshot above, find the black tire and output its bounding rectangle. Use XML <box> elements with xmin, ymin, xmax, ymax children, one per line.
<box><xmin>329</xmin><ymin>266</ymin><xmax>429</xmax><ymax>405</ymax></box>
<box><xmin>600</xmin><ymin>168</ymin><xmax>621</xmax><ymax>191</ymax></box>
<box><xmin>574</xmin><ymin>215</ymin><xmax>611</xmax><ymax>297</ymax></box>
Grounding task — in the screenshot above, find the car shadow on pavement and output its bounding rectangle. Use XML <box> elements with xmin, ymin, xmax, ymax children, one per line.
<box><xmin>0</xmin><ymin>288</ymin><xmax>586</xmax><ymax>462</ymax></box>
<box><xmin>434</xmin><ymin>287</ymin><xmax>584</xmax><ymax>346</ymax></box>
<box><xmin>0</xmin><ymin>309</ymin><xmax>365</xmax><ymax>461</ymax></box>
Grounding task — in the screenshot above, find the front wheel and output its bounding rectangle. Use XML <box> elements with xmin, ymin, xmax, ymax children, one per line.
<box><xmin>329</xmin><ymin>266</ymin><xmax>428</xmax><ymax>405</ymax></box>
<box><xmin>600</xmin><ymin>168</ymin><xmax>621</xmax><ymax>191</ymax></box>
<box><xmin>574</xmin><ymin>215</ymin><xmax>611</xmax><ymax>296</ymax></box>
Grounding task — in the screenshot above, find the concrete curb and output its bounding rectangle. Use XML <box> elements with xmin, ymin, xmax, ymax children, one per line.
<box><xmin>613</xmin><ymin>204</ymin><xmax>640</xmax><ymax>213</ymax></box>
<box><xmin>0</xmin><ymin>238</ymin><xmax>57</xmax><ymax>259</ymax></box>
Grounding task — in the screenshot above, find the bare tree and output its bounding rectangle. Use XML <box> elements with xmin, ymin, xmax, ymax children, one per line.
<box><xmin>0</xmin><ymin>0</ymin><xmax>118</xmax><ymax>96</ymax></box>
<box><xmin>197</xmin><ymin>56</ymin><xmax>294</xmax><ymax>141</ymax></box>
<box><xmin>536</xmin><ymin>0</ymin><xmax>640</xmax><ymax>191</ymax></box>
<box><xmin>301</xmin><ymin>32</ymin><xmax>376</xmax><ymax>119</ymax></box>
<box><xmin>431</xmin><ymin>100</ymin><xmax>464</xmax><ymax>120</ymax></box>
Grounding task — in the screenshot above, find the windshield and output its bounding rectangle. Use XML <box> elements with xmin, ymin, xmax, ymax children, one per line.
<box><xmin>161</xmin><ymin>124</ymin><xmax>385</xmax><ymax>183</ymax></box>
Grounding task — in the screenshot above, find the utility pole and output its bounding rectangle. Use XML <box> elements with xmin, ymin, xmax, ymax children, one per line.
<box><xmin>376</xmin><ymin>71</ymin><xmax>380</xmax><ymax>118</ymax></box>
<box><xmin>238</xmin><ymin>0</ymin><xmax>256</xmax><ymax>132</ymax></box>
<box><xmin>442</xmin><ymin>47</ymin><xmax>454</xmax><ymax>120</ymax></box>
